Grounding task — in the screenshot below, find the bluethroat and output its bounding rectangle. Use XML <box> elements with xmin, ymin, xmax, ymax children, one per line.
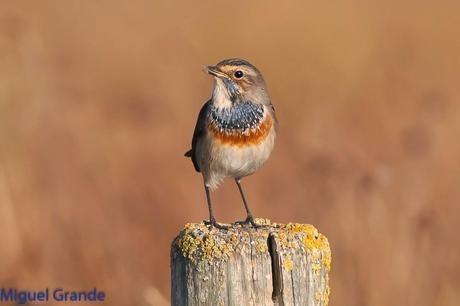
<box><xmin>185</xmin><ymin>58</ymin><xmax>278</xmax><ymax>229</ymax></box>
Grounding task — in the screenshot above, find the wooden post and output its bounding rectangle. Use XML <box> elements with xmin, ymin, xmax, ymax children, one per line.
<box><xmin>171</xmin><ymin>219</ymin><xmax>331</xmax><ymax>306</ymax></box>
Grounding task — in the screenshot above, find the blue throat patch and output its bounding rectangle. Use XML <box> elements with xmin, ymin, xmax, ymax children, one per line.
<box><xmin>222</xmin><ymin>78</ymin><xmax>240</xmax><ymax>98</ymax></box>
<box><xmin>209</xmin><ymin>101</ymin><xmax>265</xmax><ymax>132</ymax></box>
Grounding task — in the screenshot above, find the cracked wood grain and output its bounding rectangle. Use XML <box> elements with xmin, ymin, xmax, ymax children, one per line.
<box><xmin>171</xmin><ymin>221</ymin><xmax>331</xmax><ymax>306</ymax></box>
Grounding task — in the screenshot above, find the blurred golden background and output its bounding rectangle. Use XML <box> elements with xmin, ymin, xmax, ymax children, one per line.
<box><xmin>1</xmin><ymin>1</ymin><xmax>459</xmax><ymax>305</ymax></box>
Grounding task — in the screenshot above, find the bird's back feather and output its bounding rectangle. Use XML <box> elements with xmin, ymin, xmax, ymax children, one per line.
<box><xmin>184</xmin><ymin>100</ymin><xmax>211</xmax><ymax>172</ymax></box>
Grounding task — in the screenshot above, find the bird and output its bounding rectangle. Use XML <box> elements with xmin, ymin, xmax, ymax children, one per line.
<box><xmin>184</xmin><ymin>58</ymin><xmax>278</xmax><ymax>229</ymax></box>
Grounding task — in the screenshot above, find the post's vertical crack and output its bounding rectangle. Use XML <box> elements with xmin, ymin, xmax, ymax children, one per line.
<box><xmin>248</xmin><ymin>232</ymin><xmax>255</xmax><ymax>305</ymax></box>
<box><xmin>268</xmin><ymin>233</ymin><xmax>284</xmax><ymax>305</ymax></box>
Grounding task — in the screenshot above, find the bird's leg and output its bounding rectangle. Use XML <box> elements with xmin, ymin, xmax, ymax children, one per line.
<box><xmin>234</xmin><ymin>179</ymin><xmax>264</xmax><ymax>228</ymax></box>
<box><xmin>203</xmin><ymin>183</ymin><xmax>228</xmax><ymax>230</ymax></box>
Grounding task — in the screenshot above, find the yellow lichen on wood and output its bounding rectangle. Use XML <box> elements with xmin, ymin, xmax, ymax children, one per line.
<box><xmin>275</xmin><ymin>222</ymin><xmax>332</xmax><ymax>273</ymax></box>
<box><xmin>171</xmin><ymin>219</ymin><xmax>332</xmax><ymax>306</ymax></box>
<box><xmin>315</xmin><ymin>289</ymin><xmax>322</xmax><ymax>304</ymax></box>
<box><xmin>172</xmin><ymin>219</ymin><xmax>331</xmax><ymax>274</ymax></box>
<box><xmin>324</xmin><ymin>278</ymin><xmax>331</xmax><ymax>306</ymax></box>
<box><xmin>283</xmin><ymin>254</ymin><xmax>294</xmax><ymax>271</ymax></box>
<box><xmin>174</xmin><ymin>222</ymin><xmax>236</xmax><ymax>263</ymax></box>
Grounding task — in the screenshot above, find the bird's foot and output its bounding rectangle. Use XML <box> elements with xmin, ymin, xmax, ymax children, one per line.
<box><xmin>204</xmin><ymin>218</ymin><xmax>229</xmax><ymax>230</ymax></box>
<box><xmin>234</xmin><ymin>216</ymin><xmax>267</xmax><ymax>229</ymax></box>
<box><xmin>234</xmin><ymin>217</ymin><xmax>252</xmax><ymax>227</ymax></box>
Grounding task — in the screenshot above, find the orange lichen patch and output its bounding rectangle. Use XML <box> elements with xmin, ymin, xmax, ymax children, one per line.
<box><xmin>207</xmin><ymin>116</ymin><xmax>273</xmax><ymax>147</ymax></box>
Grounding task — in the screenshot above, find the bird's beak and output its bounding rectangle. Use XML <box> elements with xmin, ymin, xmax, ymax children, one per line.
<box><xmin>205</xmin><ymin>65</ymin><xmax>229</xmax><ymax>79</ymax></box>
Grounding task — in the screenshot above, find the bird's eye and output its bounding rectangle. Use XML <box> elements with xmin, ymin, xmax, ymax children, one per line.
<box><xmin>234</xmin><ymin>70</ymin><xmax>244</xmax><ymax>78</ymax></box>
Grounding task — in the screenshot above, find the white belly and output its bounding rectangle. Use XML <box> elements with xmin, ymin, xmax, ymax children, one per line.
<box><xmin>201</xmin><ymin>127</ymin><xmax>276</xmax><ymax>189</ymax></box>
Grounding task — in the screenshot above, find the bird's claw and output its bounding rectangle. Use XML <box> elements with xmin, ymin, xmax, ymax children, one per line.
<box><xmin>204</xmin><ymin>219</ymin><xmax>229</xmax><ymax>230</ymax></box>
<box><xmin>233</xmin><ymin>217</ymin><xmax>267</xmax><ymax>229</ymax></box>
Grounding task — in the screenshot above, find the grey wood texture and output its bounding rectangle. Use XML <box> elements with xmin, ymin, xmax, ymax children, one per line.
<box><xmin>171</xmin><ymin>220</ymin><xmax>331</xmax><ymax>306</ymax></box>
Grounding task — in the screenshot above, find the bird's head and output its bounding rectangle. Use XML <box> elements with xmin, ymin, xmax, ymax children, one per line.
<box><xmin>205</xmin><ymin>58</ymin><xmax>269</xmax><ymax>108</ymax></box>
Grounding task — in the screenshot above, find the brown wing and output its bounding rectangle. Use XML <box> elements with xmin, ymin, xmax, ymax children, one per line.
<box><xmin>184</xmin><ymin>100</ymin><xmax>210</xmax><ymax>172</ymax></box>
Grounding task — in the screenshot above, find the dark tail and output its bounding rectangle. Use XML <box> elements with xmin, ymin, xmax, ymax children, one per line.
<box><xmin>184</xmin><ymin>149</ymin><xmax>192</xmax><ymax>157</ymax></box>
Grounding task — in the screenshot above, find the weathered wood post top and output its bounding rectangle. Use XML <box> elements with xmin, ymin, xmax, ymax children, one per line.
<box><xmin>171</xmin><ymin>219</ymin><xmax>331</xmax><ymax>306</ymax></box>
